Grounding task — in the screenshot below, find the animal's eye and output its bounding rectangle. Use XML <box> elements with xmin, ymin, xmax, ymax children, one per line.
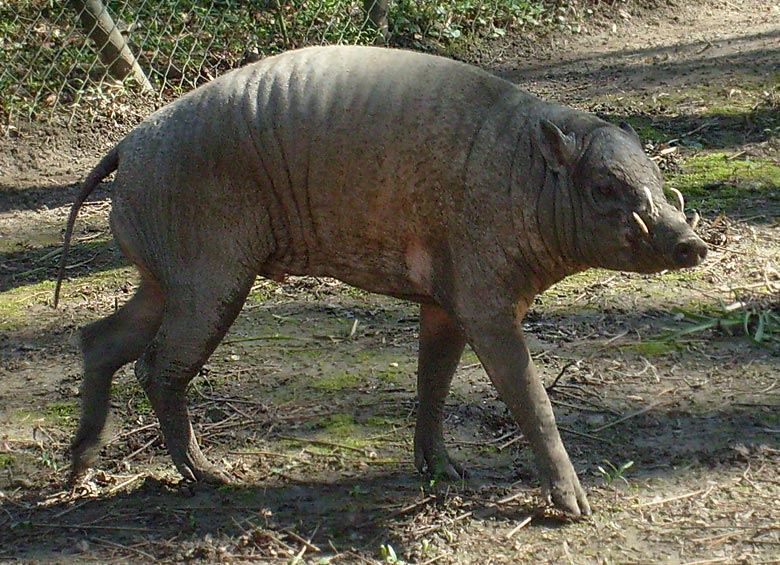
<box><xmin>591</xmin><ymin>183</ymin><xmax>615</xmax><ymax>202</ymax></box>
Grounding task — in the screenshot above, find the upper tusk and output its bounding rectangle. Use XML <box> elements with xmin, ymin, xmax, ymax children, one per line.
<box><xmin>669</xmin><ymin>187</ymin><xmax>685</xmax><ymax>213</ymax></box>
<box><xmin>690</xmin><ymin>211</ymin><xmax>701</xmax><ymax>231</ymax></box>
<box><xmin>641</xmin><ymin>185</ymin><xmax>658</xmax><ymax>217</ymax></box>
<box><xmin>632</xmin><ymin>211</ymin><xmax>650</xmax><ymax>235</ymax></box>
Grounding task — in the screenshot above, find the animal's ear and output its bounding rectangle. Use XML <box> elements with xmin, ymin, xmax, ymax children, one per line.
<box><xmin>535</xmin><ymin>119</ymin><xmax>577</xmax><ymax>173</ymax></box>
<box><xmin>619</xmin><ymin>121</ymin><xmax>642</xmax><ymax>146</ymax></box>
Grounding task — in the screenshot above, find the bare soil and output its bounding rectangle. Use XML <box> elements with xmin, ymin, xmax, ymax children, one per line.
<box><xmin>1</xmin><ymin>1</ymin><xmax>779</xmax><ymax>563</ymax></box>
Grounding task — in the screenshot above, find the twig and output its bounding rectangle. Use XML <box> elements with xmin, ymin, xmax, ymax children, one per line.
<box><xmin>419</xmin><ymin>555</ymin><xmax>447</xmax><ymax>565</ymax></box>
<box><xmin>386</xmin><ymin>494</ymin><xmax>436</xmax><ymax>519</ymax></box>
<box><xmin>636</xmin><ymin>486</ymin><xmax>713</xmax><ymax>508</ymax></box>
<box><xmin>119</xmin><ymin>436</ymin><xmax>158</xmax><ymax>464</ymax></box>
<box><xmin>283</xmin><ymin>527</ymin><xmax>321</xmax><ymax>553</ymax></box>
<box><xmin>89</xmin><ymin>536</ymin><xmax>159</xmax><ymax>562</ymax></box>
<box><xmin>682</xmin><ymin>120</ymin><xmax>716</xmax><ymax>138</ymax></box>
<box><xmin>52</xmin><ymin>499</ymin><xmax>92</xmax><ymax>520</ymax></box>
<box><xmin>27</xmin><ymin>522</ymin><xmax>155</xmax><ymax>532</ymax></box>
<box><xmin>275</xmin><ymin>435</ymin><xmax>369</xmax><ymax>454</ymax></box>
<box><xmin>111</xmin><ymin>422</ymin><xmax>158</xmax><ymax>443</ymax></box>
<box><xmin>590</xmin><ymin>388</ymin><xmax>675</xmax><ymax>433</ymax></box>
<box><xmin>497</xmin><ymin>433</ymin><xmax>524</xmax><ymax>451</ymax></box>
<box><xmin>559</xmin><ymin>426</ymin><xmax>614</xmax><ymax>444</ymax></box>
<box><xmin>227</xmin><ymin>449</ymin><xmax>308</xmax><ymax>463</ymax></box>
<box><xmin>546</xmin><ymin>361</ymin><xmax>578</xmax><ymax>392</ymax></box>
<box><xmin>413</xmin><ymin>511</ymin><xmax>473</xmax><ymax>538</ymax></box>
<box><xmin>496</xmin><ymin>491</ymin><xmax>526</xmax><ymax>505</ymax></box>
<box><xmin>65</xmin><ymin>252</ymin><xmax>101</xmax><ymax>270</ymax></box>
<box><xmin>680</xmin><ymin>558</ymin><xmax>730</xmax><ymax>565</ymax></box>
<box><xmin>106</xmin><ymin>473</ymin><xmax>144</xmax><ymax>495</ymax></box>
<box><xmin>222</xmin><ymin>334</ymin><xmax>308</xmax><ymax>345</ymax></box>
<box><xmin>505</xmin><ymin>515</ymin><xmax>534</xmax><ymax>539</ymax></box>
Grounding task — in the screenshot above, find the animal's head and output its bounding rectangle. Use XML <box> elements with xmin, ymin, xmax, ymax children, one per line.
<box><xmin>535</xmin><ymin>118</ymin><xmax>707</xmax><ymax>274</ymax></box>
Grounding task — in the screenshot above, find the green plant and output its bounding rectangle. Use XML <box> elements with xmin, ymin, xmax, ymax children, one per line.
<box><xmin>667</xmin><ymin>299</ymin><xmax>780</xmax><ymax>351</ymax></box>
<box><xmin>597</xmin><ymin>459</ymin><xmax>634</xmax><ymax>487</ymax></box>
<box><xmin>380</xmin><ymin>543</ymin><xmax>405</xmax><ymax>564</ymax></box>
<box><xmin>39</xmin><ymin>448</ymin><xmax>61</xmax><ymax>472</ymax></box>
<box><xmin>349</xmin><ymin>484</ymin><xmax>366</xmax><ymax>497</ymax></box>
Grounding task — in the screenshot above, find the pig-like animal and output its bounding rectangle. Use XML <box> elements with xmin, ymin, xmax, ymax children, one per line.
<box><xmin>56</xmin><ymin>46</ymin><xmax>707</xmax><ymax>517</ymax></box>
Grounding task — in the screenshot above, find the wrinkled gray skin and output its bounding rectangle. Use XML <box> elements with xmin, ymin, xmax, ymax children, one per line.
<box><xmin>58</xmin><ymin>46</ymin><xmax>707</xmax><ymax>517</ymax></box>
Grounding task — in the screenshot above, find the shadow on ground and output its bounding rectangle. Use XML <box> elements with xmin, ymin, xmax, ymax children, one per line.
<box><xmin>1</xmin><ymin>396</ymin><xmax>777</xmax><ymax>561</ymax></box>
<box><xmin>500</xmin><ymin>29</ymin><xmax>780</xmax><ymax>100</ymax></box>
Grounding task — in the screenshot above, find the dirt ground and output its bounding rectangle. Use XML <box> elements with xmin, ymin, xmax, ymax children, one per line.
<box><xmin>1</xmin><ymin>0</ymin><xmax>779</xmax><ymax>563</ymax></box>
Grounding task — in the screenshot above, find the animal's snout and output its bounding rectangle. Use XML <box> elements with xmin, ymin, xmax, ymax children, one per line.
<box><xmin>673</xmin><ymin>237</ymin><xmax>708</xmax><ymax>267</ymax></box>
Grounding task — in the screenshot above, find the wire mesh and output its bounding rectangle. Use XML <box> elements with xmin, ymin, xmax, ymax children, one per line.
<box><xmin>0</xmin><ymin>1</ymin><xmax>561</xmax><ymax>125</ymax></box>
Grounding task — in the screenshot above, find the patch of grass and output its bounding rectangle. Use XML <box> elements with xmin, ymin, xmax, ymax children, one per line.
<box><xmin>317</xmin><ymin>413</ymin><xmax>359</xmax><ymax>438</ymax></box>
<box><xmin>312</xmin><ymin>370</ymin><xmax>362</xmax><ymax>391</ymax></box>
<box><xmin>112</xmin><ymin>378</ymin><xmax>153</xmax><ymax>415</ymax></box>
<box><xmin>364</xmin><ymin>416</ymin><xmax>403</xmax><ymax>429</ymax></box>
<box><xmin>612</xmin><ymin>114</ymin><xmax>668</xmax><ymax>144</ymax></box>
<box><xmin>758</xmin><ymin>412</ymin><xmax>780</xmax><ymax>429</ymax></box>
<box><xmin>667</xmin><ymin>152</ymin><xmax>780</xmax><ymax>209</ymax></box>
<box><xmin>374</xmin><ymin>363</ymin><xmax>409</xmax><ymax>384</ymax></box>
<box><xmin>621</xmin><ymin>340</ymin><xmax>677</xmax><ymax>356</ymax></box>
<box><xmin>44</xmin><ymin>401</ymin><xmax>77</xmax><ymax>422</ymax></box>
<box><xmin>0</xmin><ymin>454</ymin><xmax>15</xmax><ymax>468</ymax></box>
<box><xmin>460</xmin><ymin>348</ymin><xmax>480</xmax><ymax>365</ymax></box>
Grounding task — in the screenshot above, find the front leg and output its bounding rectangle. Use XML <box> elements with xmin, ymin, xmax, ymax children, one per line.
<box><xmin>464</xmin><ymin>308</ymin><xmax>591</xmax><ymax>517</ymax></box>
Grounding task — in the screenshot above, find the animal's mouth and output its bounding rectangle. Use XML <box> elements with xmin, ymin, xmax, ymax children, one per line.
<box><xmin>627</xmin><ymin>207</ymin><xmax>708</xmax><ymax>270</ymax></box>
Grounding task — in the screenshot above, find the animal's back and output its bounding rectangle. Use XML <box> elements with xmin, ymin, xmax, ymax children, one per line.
<box><xmin>109</xmin><ymin>46</ymin><xmax>533</xmax><ymax>293</ymax></box>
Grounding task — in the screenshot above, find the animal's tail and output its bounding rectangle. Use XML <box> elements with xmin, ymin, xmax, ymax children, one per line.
<box><xmin>53</xmin><ymin>146</ymin><xmax>120</xmax><ymax>308</ymax></box>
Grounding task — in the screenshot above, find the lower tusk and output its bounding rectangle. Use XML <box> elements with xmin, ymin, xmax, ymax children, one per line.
<box><xmin>689</xmin><ymin>211</ymin><xmax>701</xmax><ymax>231</ymax></box>
<box><xmin>632</xmin><ymin>211</ymin><xmax>650</xmax><ymax>235</ymax></box>
<box><xmin>669</xmin><ymin>187</ymin><xmax>685</xmax><ymax>213</ymax></box>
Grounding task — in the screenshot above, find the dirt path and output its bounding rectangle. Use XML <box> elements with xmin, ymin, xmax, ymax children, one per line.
<box><xmin>1</xmin><ymin>1</ymin><xmax>779</xmax><ymax>563</ymax></box>
<box><xmin>501</xmin><ymin>0</ymin><xmax>780</xmax><ymax>103</ymax></box>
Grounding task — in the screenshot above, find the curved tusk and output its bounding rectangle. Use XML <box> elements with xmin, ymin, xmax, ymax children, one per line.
<box><xmin>690</xmin><ymin>211</ymin><xmax>701</xmax><ymax>231</ymax></box>
<box><xmin>641</xmin><ymin>185</ymin><xmax>658</xmax><ymax>217</ymax></box>
<box><xmin>632</xmin><ymin>211</ymin><xmax>650</xmax><ymax>235</ymax></box>
<box><xmin>669</xmin><ymin>187</ymin><xmax>685</xmax><ymax>213</ymax></box>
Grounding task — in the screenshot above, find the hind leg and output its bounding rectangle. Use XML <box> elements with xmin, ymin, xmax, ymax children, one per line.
<box><xmin>136</xmin><ymin>271</ymin><xmax>255</xmax><ymax>483</ymax></box>
<box><xmin>414</xmin><ymin>303</ymin><xmax>467</xmax><ymax>480</ymax></box>
<box><xmin>70</xmin><ymin>276</ymin><xmax>164</xmax><ymax>483</ymax></box>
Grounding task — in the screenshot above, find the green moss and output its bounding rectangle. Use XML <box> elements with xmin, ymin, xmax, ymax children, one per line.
<box><xmin>374</xmin><ymin>364</ymin><xmax>409</xmax><ymax>384</ymax></box>
<box><xmin>111</xmin><ymin>379</ymin><xmax>153</xmax><ymax>414</ymax></box>
<box><xmin>757</xmin><ymin>412</ymin><xmax>780</xmax><ymax>428</ymax></box>
<box><xmin>318</xmin><ymin>413</ymin><xmax>358</xmax><ymax>436</ymax></box>
<box><xmin>312</xmin><ymin>370</ymin><xmax>361</xmax><ymax>391</ymax></box>
<box><xmin>668</xmin><ymin>152</ymin><xmax>780</xmax><ymax>208</ymax></box>
<box><xmin>0</xmin><ymin>454</ymin><xmax>15</xmax><ymax>468</ymax></box>
<box><xmin>364</xmin><ymin>416</ymin><xmax>403</xmax><ymax>429</ymax></box>
<box><xmin>460</xmin><ymin>348</ymin><xmax>480</xmax><ymax>365</ymax></box>
<box><xmin>615</xmin><ymin>115</ymin><xmax>667</xmax><ymax>143</ymax></box>
<box><xmin>311</xmin><ymin>413</ymin><xmax>376</xmax><ymax>448</ymax></box>
<box><xmin>0</xmin><ymin>279</ymin><xmax>55</xmax><ymax>331</ymax></box>
<box><xmin>1</xmin><ymin>266</ymin><xmax>136</xmax><ymax>330</ymax></box>
<box><xmin>44</xmin><ymin>401</ymin><xmax>77</xmax><ymax>421</ymax></box>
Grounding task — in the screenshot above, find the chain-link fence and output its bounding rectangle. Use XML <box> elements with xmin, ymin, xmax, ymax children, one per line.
<box><xmin>0</xmin><ymin>1</ymin><xmax>569</xmax><ymax>126</ymax></box>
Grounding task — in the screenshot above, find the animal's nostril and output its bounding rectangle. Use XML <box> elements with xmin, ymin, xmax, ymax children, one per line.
<box><xmin>674</xmin><ymin>238</ymin><xmax>708</xmax><ymax>266</ymax></box>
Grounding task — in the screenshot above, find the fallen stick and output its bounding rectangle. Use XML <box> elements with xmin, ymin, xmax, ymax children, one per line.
<box><xmin>590</xmin><ymin>388</ymin><xmax>676</xmax><ymax>433</ymax></box>
<box><xmin>506</xmin><ymin>515</ymin><xmax>534</xmax><ymax>539</ymax></box>
<box><xmin>636</xmin><ymin>486</ymin><xmax>713</xmax><ymax>509</ymax></box>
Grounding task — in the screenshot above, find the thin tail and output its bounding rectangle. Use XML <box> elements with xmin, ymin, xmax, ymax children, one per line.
<box><xmin>53</xmin><ymin>146</ymin><xmax>120</xmax><ymax>308</ymax></box>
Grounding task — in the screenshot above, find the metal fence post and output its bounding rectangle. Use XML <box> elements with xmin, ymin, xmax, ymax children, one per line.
<box><xmin>364</xmin><ymin>0</ymin><xmax>389</xmax><ymax>42</ymax></box>
<box><xmin>69</xmin><ymin>0</ymin><xmax>153</xmax><ymax>91</ymax></box>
